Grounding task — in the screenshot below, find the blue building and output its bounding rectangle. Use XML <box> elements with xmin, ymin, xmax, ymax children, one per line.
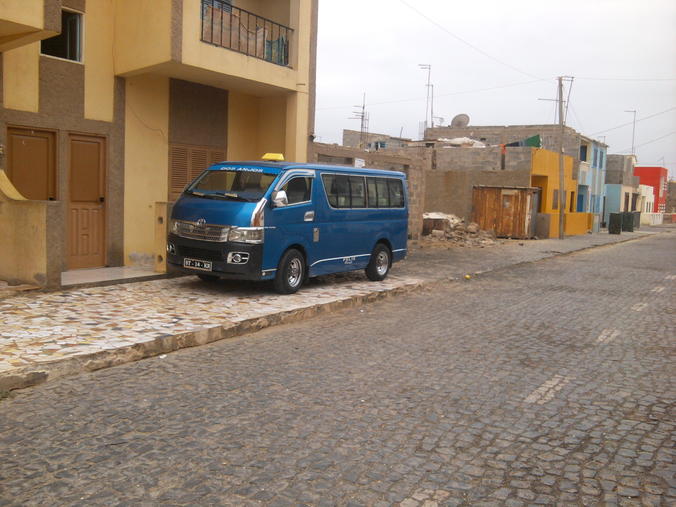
<box><xmin>577</xmin><ymin>136</ymin><xmax>607</xmax><ymax>231</ymax></box>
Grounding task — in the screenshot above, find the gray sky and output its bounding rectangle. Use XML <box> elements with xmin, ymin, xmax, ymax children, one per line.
<box><xmin>314</xmin><ymin>0</ymin><xmax>676</xmax><ymax>178</ymax></box>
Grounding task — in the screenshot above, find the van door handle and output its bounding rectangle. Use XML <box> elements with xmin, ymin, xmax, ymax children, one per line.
<box><xmin>304</xmin><ymin>211</ymin><xmax>315</xmax><ymax>222</ymax></box>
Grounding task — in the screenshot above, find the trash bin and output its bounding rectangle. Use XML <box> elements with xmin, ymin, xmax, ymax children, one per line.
<box><xmin>608</xmin><ymin>213</ymin><xmax>622</xmax><ymax>234</ymax></box>
<box><xmin>632</xmin><ymin>211</ymin><xmax>641</xmax><ymax>230</ymax></box>
<box><xmin>621</xmin><ymin>212</ymin><xmax>634</xmax><ymax>232</ymax></box>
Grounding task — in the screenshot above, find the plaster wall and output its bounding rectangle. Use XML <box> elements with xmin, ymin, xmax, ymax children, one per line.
<box><xmin>123</xmin><ymin>75</ymin><xmax>169</xmax><ymax>267</ymax></box>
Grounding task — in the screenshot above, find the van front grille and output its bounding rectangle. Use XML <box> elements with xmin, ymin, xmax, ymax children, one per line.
<box><xmin>174</xmin><ymin>220</ymin><xmax>230</xmax><ymax>242</ymax></box>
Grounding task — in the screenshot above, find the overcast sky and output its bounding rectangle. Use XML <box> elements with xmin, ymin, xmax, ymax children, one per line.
<box><xmin>314</xmin><ymin>0</ymin><xmax>676</xmax><ymax>178</ymax></box>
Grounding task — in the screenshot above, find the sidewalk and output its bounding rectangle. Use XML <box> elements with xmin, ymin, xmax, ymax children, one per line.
<box><xmin>1</xmin><ymin>226</ymin><xmax>672</xmax><ymax>392</ymax></box>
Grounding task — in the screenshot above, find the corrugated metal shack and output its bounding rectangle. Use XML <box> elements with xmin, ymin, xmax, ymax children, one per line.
<box><xmin>472</xmin><ymin>186</ymin><xmax>538</xmax><ymax>239</ymax></box>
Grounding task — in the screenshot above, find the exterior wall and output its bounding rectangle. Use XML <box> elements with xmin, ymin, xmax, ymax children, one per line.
<box><xmin>634</xmin><ymin>166</ymin><xmax>668</xmax><ymax>213</ymax></box>
<box><xmin>425</xmin><ymin>124</ymin><xmax>582</xmax><ymax>161</ymax></box>
<box><xmin>342</xmin><ymin>129</ymin><xmax>411</xmax><ymax>150</ymax></box>
<box><xmin>1</xmin><ymin>0</ymin><xmax>316</xmax><ymax>284</ymax></box>
<box><xmin>603</xmin><ymin>184</ymin><xmax>638</xmax><ymax>224</ymax></box>
<box><xmin>425</xmin><ymin>147</ymin><xmax>532</xmax><ymax>220</ymax></box>
<box><xmin>530</xmin><ymin>148</ymin><xmax>590</xmax><ymax>238</ymax></box>
<box><xmin>667</xmin><ymin>181</ymin><xmax>676</xmax><ymax>213</ymax></box>
<box><xmin>0</xmin><ymin>0</ymin><xmax>61</xmax><ymax>52</ymax></box>
<box><xmin>123</xmin><ymin>75</ymin><xmax>169</xmax><ymax>267</ymax></box>
<box><xmin>308</xmin><ymin>142</ymin><xmax>428</xmax><ymax>239</ymax></box>
<box><xmin>0</xmin><ymin>4</ymin><xmax>126</xmax><ymax>286</ymax></box>
<box><xmin>638</xmin><ymin>184</ymin><xmax>655</xmax><ymax>214</ymax></box>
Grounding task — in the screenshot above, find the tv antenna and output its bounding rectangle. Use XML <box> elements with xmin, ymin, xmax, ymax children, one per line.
<box><xmin>349</xmin><ymin>93</ymin><xmax>370</xmax><ymax>149</ymax></box>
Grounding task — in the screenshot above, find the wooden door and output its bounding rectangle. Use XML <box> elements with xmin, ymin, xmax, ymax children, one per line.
<box><xmin>6</xmin><ymin>127</ymin><xmax>56</xmax><ymax>200</ymax></box>
<box><xmin>499</xmin><ymin>190</ymin><xmax>517</xmax><ymax>237</ymax></box>
<box><xmin>68</xmin><ymin>134</ymin><xmax>106</xmax><ymax>269</ymax></box>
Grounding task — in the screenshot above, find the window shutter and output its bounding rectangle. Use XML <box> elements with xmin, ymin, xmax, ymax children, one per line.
<box><xmin>169</xmin><ymin>145</ymin><xmax>189</xmax><ymax>200</ymax></box>
<box><xmin>190</xmin><ymin>148</ymin><xmax>208</xmax><ymax>180</ymax></box>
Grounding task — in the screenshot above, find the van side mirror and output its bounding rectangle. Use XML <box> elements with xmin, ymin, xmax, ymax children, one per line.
<box><xmin>271</xmin><ymin>190</ymin><xmax>288</xmax><ymax>207</ymax></box>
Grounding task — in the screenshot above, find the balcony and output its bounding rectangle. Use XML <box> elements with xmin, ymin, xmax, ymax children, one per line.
<box><xmin>200</xmin><ymin>0</ymin><xmax>292</xmax><ymax>67</ymax></box>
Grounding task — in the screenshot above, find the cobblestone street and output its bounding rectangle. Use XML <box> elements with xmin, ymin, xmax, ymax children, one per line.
<box><xmin>1</xmin><ymin>233</ymin><xmax>674</xmax><ymax>506</ymax></box>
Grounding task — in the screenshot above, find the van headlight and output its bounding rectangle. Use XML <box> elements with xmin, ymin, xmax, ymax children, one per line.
<box><xmin>228</xmin><ymin>227</ymin><xmax>264</xmax><ymax>244</ymax></box>
<box><xmin>169</xmin><ymin>219</ymin><xmax>180</xmax><ymax>234</ymax></box>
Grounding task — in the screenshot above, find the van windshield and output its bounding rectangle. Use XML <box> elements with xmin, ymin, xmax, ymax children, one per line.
<box><xmin>186</xmin><ymin>169</ymin><xmax>277</xmax><ymax>202</ymax></box>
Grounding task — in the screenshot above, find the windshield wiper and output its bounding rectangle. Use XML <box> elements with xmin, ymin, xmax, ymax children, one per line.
<box><xmin>212</xmin><ymin>192</ymin><xmax>253</xmax><ymax>202</ymax></box>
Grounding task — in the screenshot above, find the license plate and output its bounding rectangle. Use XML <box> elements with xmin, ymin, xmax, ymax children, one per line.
<box><xmin>183</xmin><ymin>258</ymin><xmax>212</xmax><ymax>271</ymax></box>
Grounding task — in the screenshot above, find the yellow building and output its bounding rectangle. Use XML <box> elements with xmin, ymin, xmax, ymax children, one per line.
<box><xmin>0</xmin><ymin>0</ymin><xmax>318</xmax><ymax>287</ymax></box>
<box><xmin>530</xmin><ymin>148</ymin><xmax>592</xmax><ymax>238</ymax></box>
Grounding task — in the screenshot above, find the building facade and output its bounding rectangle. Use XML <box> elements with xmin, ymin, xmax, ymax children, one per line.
<box><xmin>0</xmin><ymin>0</ymin><xmax>318</xmax><ymax>287</ymax></box>
<box><xmin>604</xmin><ymin>154</ymin><xmax>639</xmax><ymax>224</ymax></box>
<box><xmin>634</xmin><ymin>166</ymin><xmax>668</xmax><ymax>213</ymax></box>
<box><xmin>576</xmin><ymin>136</ymin><xmax>607</xmax><ymax>232</ymax></box>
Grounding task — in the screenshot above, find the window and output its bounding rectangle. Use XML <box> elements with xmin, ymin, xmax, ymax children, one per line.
<box><xmin>282</xmin><ymin>177</ymin><xmax>312</xmax><ymax>204</ymax></box>
<box><xmin>322</xmin><ymin>174</ymin><xmax>404</xmax><ymax>209</ymax></box>
<box><xmin>570</xmin><ymin>191</ymin><xmax>575</xmax><ymax>212</ymax></box>
<box><xmin>349</xmin><ymin>176</ymin><xmax>366</xmax><ymax>207</ymax></box>
<box><xmin>552</xmin><ymin>189</ymin><xmax>559</xmax><ymax>210</ymax></box>
<box><xmin>41</xmin><ymin>10</ymin><xmax>82</xmax><ymax>62</ymax></box>
<box><xmin>580</xmin><ymin>145</ymin><xmax>588</xmax><ymax>162</ymax></box>
<box><xmin>366</xmin><ymin>177</ymin><xmax>404</xmax><ymax>208</ymax></box>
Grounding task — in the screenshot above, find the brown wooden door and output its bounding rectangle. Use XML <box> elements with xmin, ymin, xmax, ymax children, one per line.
<box><xmin>6</xmin><ymin>127</ymin><xmax>56</xmax><ymax>200</ymax></box>
<box><xmin>68</xmin><ymin>134</ymin><xmax>106</xmax><ymax>269</ymax></box>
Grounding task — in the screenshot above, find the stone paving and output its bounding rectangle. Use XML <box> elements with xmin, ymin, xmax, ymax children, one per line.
<box><xmin>0</xmin><ymin>232</ymin><xmax>673</xmax><ymax>505</ymax></box>
<box><xmin>0</xmin><ymin>273</ymin><xmax>423</xmax><ymax>382</ymax></box>
<box><xmin>0</xmin><ymin>226</ymin><xmax>671</xmax><ymax>391</ymax></box>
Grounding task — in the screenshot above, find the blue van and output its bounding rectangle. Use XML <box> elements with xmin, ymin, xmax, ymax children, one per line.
<box><xmin>167</xmin><ymin>157</ymin><xmax>408</xmax><ymax>294</ymax></box>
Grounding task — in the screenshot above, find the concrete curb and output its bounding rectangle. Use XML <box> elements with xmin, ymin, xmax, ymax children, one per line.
<box><xmin>1</xmin><ymin>230</ymin><xmax>668</xmax><ymax>394</ymax></box>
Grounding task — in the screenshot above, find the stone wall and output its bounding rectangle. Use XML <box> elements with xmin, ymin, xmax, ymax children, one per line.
<box><xmin>667</xmin><ymin>181</ymin><xmax>676</xmax><ymax>213</ymax></box>
<box><xmin>424</xmin><ymin>147</ymin><xmax>533</xmax><ymax>220</ymax></box>
<box><xmin>606</xmin><ymin>154</ymin><xmax>639</xmax><ymax>186</ymax></box>
<box><xmin>425</xmin><ymin>124</ymin><xmax>582</xmax><ymax>160</ymax></box>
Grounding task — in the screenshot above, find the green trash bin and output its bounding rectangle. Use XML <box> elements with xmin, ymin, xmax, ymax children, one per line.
<box><xmin>633</xmin><ymin>211</ymin><xmax>641</xmax><ymax>229</ymax></box>
<box><xmin>621</xmin><ymin>212</ymin><xmax>634</xmax><ymax>232</ymax></box>
<box><xmin>608</xmin><ymin>213</ymin><xmax>622</xmax><ymax>234</ymax></box>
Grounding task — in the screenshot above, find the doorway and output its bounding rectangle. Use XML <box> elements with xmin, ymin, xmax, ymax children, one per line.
<box><xmin>68</xmin><ymin>134</ymin><xmax>106</xmax><ymax>269</ymax></box>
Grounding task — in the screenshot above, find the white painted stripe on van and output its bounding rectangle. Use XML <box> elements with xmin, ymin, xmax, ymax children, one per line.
<box><xmin>393</xmin><ymin>248</ymin><xmax>407</xmax><ymax>253</ymax></box>
<box><xmin>310</xmin><ymin>254</ymin><xmax>371</xmax><ymax>267</ymax></box>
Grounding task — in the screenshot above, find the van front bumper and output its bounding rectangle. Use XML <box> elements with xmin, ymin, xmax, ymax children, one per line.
<box><xmin>166</xmin><ymin>233</ymin><xmax>266</xmax><ymax>280</ymax></box>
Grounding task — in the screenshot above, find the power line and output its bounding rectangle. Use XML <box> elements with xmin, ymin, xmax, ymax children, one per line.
<box><xmin>398</xmin><ymin>0</ymin><xmax>546</xmax><ymax>81</ymax></box>
<box><xmin>577</xmin><ymin>76</ymin><xmax>676</xmax><ymax>82</ymax></box>
<box><xmin>615</xmin><ymin>131</ymin><xmax>676</xmax><ymax>153</ymax></box>
<box><xmin>316</xmin><ymin>79</ymin><xmax>543</xmax><ymax>111</ymax></box>
<box><xmin>589</xmin><ymin>107</ymin><xmax>676</xmax><ymax>135</ymax></box>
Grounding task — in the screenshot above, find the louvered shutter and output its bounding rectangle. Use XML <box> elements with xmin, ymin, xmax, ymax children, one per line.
<box><xmin>169</xmin><ymin>145</ymin><xmax>189</xmax><ymax>201</ymax></box>
<box><xmin>169</xmin><ymin>144</ymin><xmax>227</xmax><ymax>201</ymax></box>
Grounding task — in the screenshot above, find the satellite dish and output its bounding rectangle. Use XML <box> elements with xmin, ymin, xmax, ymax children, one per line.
<box><xmin>451</xmin><ymin>113</ymin><xmax>470</xmax><ymax>128</ymax></box>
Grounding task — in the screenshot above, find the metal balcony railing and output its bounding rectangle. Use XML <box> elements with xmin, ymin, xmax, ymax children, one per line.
<box><xmin>201</xmin><ymin>0</ymin><xmax>292</xmax><ymax>67</ymax></box>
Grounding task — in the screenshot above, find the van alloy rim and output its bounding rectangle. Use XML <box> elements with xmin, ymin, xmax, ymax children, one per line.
<box><xmin>376</xmin><ymin>251</ymin><xmax>389</xmax><ymax>276</ymax></box>
<box><xmin>288</xmin><ymin>258</ymin><xmax>303</xmax><ymax>287</ymax></box>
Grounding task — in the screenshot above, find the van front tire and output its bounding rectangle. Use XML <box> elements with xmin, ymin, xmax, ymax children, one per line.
<box><xmin>366</xmin><ymin>243</ymin><xmax>391</xmax><ymax>281</ymax></box>
<box><xmin>274</xmin><ymin>248</ymin><xmax>305</xmax><ymax>294</ymax></box>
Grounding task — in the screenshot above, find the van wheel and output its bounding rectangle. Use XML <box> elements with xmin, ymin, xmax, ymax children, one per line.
<box><xmin>198</xmin><ymin>274</ymin><xmax>219</xmax><ymax>282</ymax></box>
<box><xmin>365</xmin><ymin>243</ymin><xmax>391</xmax><ymax>281</ymax></box>
<box><xmin>274</xmin><ymin>249</ymin><xmax>305</xmax><ymax>294</ymax></box>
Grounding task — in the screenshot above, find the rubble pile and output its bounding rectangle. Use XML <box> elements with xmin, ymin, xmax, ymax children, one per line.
<box><xmin>422</xmin><ymin>212</ymin><xmax>498</xmax><ymax>247</ymax></box>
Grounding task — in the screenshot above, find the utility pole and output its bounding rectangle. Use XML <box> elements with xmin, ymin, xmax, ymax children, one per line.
<box><xmin>419</xmin><ymin>64</ymin><xmax>432</xmax><ymax>130</ymax></box>
<box><xmin>557</xmin><ymin>76</ymin><xmax>565</xmax><ymax>240</ymax></box>
<box><xmin>349</xmin><ymin>93</ymin><xmax>369</xmax><ymax>150</ymax></box>
<box><xmin>624</xmin><ymin>109</ymin><xmax>637</xmax><ymax>155</ymax></box>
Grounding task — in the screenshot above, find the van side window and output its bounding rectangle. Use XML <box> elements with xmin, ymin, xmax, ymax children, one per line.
<box><xmin>367</xmin><ymin>178</ymin><xmax>378</xmax><ymax>207</ymax></box>
<box><xmin>322</xmin><ymin>174</ymin><xmax>349</xmax><ymax>208</ymax></box>
<box><xmin>388</xmin><ymin>179</ymin><xmax>405</xmax><ymax>207</ymax></box>
<box><xmin>375</xmin><ymin>178</ymin><xmax>390</xmax><ymax>207</ymax></box>
<box><xmin>349</xmin><ymin>176</ymin><xmax>366</xmax><ymax>208</ymax></box>
<box><xmin>282</xmin><ymin>176</ymin><xmax>312</xmax><ymax>204</ymax></box>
